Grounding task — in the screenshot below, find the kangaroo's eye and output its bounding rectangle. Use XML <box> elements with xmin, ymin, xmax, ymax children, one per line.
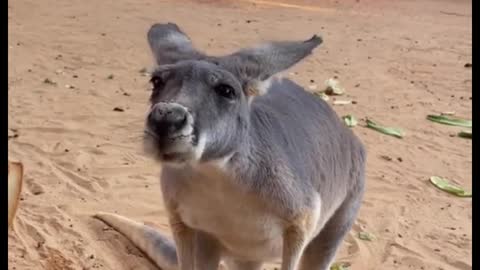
<box><xmin>214</xmin><ymin>84</ymin><xmax>235</xmax><ymax>99</ymax></box>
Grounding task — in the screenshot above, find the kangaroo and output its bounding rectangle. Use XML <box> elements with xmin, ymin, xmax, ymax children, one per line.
<box><xmin>95</xmin><ymin>23</ymin><xmax>366</xmax><ymax>270</ymax></box>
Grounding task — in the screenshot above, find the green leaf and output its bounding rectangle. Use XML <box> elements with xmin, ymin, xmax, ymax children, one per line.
<box><xmin>342</xmin><ymin>115</ymin><xmax>358</xmax><ymax>127</ymax></box>
<box><xmin>427</xmin><ymin>115</ymin><xmax>472</xmax><ymax>128</ymax></box>
<box><xmin>358</xmin><ymin>231</ymin><xmax>375</xmax><ymax>241</ymax></box>
<box><xmin>429</xmin><ymin>176</ymin><xmax>472</xmax><ymax>197</ymax></box>
<box><xmin>458</xmin><ymin>130</ymin><xmax>472</xmax><ymax>139</ymax></box>
<box><xmin>366</xmin><ymin>119</ymin><xmax>404</xmax><ymax>138</ymax></box>
<box><xmin>330</xmin><ymin>262</ymin><xmax>350</xmax><ymax>270</ymax></box>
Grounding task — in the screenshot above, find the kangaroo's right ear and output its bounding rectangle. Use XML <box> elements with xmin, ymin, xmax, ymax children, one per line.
<box><xmin>147</xmin><ymin>23</ymin><xmax>205</xmax><ymax>65</ymax></box>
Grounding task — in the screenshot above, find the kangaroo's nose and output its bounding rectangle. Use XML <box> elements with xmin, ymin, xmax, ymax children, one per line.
<box><xmin>148</xmin><ymin>103</ymin><xmax>188</xmax><ymax>137</ymax></box>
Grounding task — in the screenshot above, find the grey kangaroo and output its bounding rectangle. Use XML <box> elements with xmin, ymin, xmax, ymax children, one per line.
<box><xmin>95</xmin><ymin>23</ymin><xmax>366</xmax><ymax>270</ymax></box>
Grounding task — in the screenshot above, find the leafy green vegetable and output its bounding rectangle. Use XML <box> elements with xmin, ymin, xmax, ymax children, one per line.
<box><xmin>358</xmin><ymin>231</ymin><xmax>375</xmax><ymax>241</ymax></box>
<box><xmin>366</xmin><ymin>119</ymin><xmax>404</xmax><ymax>138</ymax></box>
<box><xmin>342</xmin><ymin>115</ymin><xmax>358</xmax><ymax>127</ymax></box>
<box><xmin>427</xmin><ymin>115</ymin><xmax>472</xmax><ymax>128</ymax></box>
<box><xmin>458</xmin><ymin>130</ymin><xmax>472</xmax><ymax>139</ymax></box>
<box><xmin>429</xmin><ymin>176</ymin><xmax>472</xmax><ymax>197</ymax></box>
<box><xmin>330</xmin><ymin>263</ymin><xmax>350</xmax><ymax>270</ymax></box>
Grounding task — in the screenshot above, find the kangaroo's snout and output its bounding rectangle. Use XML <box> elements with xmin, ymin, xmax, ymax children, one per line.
<box><xmin>148</xmin><ymin>103</ymin><xmax>188</xmax><ymax>138</ymax></box>
<box><xmin>144</xmin><ymin>102</ymin><xmax>196</xmax><ymax>163</ymax></box>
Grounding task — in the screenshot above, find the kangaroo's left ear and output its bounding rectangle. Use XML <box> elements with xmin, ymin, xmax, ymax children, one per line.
<box><xmin>217</xmin><ymin>35</ymin><xmax>323</xmax><ymax>96</ymax></box>
<box><xmin>147</xmin><ymin>23</ymin><xmax>206</xmax><ymax>65</ymax></box>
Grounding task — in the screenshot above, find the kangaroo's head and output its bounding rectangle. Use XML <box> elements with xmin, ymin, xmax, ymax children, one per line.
<box><xmin>143</xmin><ymin>23</ymin><xmax>322</xmax><ymax>166</ymax></box>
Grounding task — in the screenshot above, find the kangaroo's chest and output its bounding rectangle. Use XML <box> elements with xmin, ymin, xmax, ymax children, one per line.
<box><xmin>162</xmin><ymin>164</ymin><xmax>284</xmax><ymax>260</ymax></box>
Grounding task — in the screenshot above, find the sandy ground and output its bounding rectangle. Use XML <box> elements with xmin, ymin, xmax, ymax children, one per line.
<box><xmin>8</xmin><ymin>0</ymin><xmax>472</xmax><ymax>269</ymax></box>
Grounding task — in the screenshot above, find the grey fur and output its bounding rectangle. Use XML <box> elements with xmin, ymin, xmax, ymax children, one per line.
<box><xmin>96</xmin><ymin>23</ymin><xmax>365</xmax><ymax>270</ymax></box>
